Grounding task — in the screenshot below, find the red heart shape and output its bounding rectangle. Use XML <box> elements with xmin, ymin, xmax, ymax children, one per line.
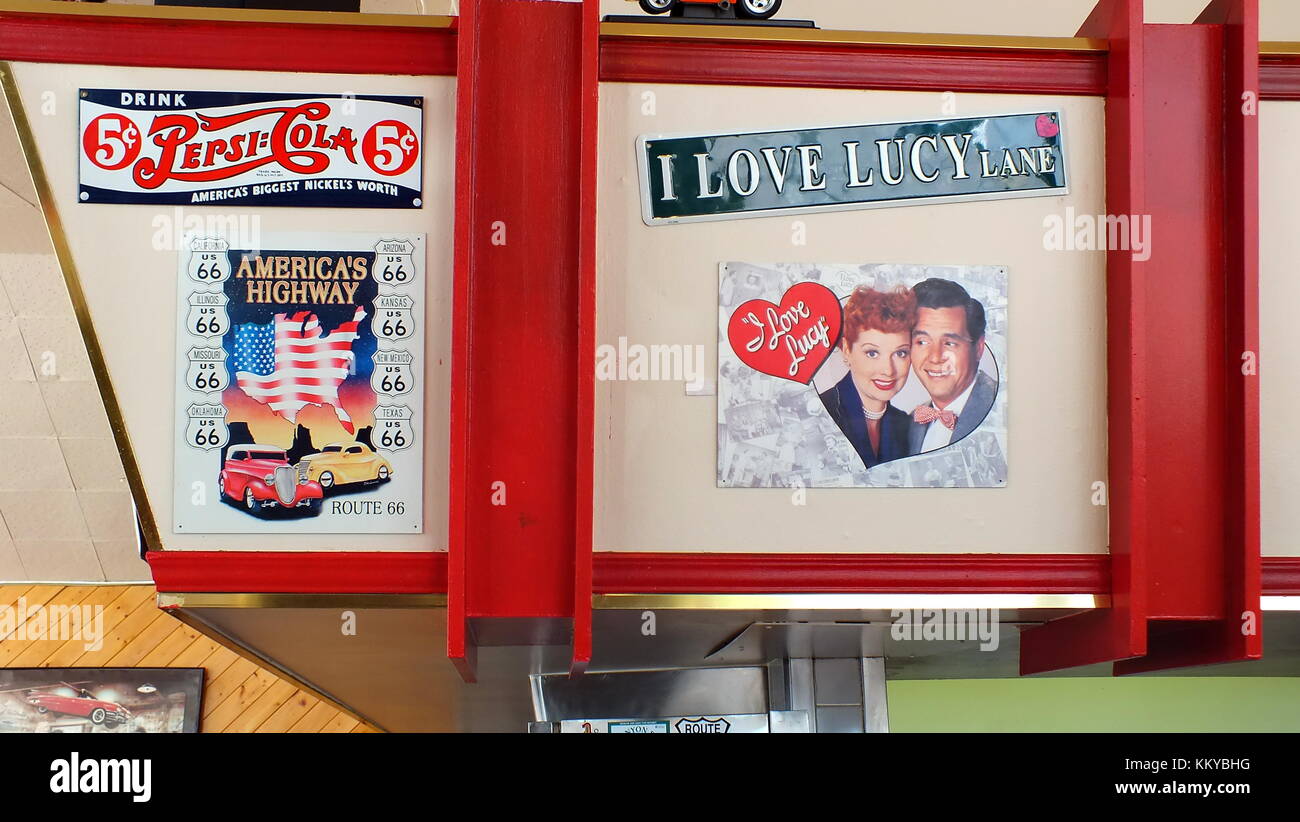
<box><xmin>1035</xmin><ymin>114</ymin><xmax>1060</xmax><ymax>138</ymax></box>
<box><xmin>727</xmin><ymin>282</ymin><xmax>842</xmax><ymax>384</ymax></box>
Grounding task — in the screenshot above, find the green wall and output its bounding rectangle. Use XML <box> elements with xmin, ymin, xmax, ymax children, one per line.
<box><xmin>887</xmin><ymin>678</ymin><xmax>1300</xmax><ymax>732</ymax></box>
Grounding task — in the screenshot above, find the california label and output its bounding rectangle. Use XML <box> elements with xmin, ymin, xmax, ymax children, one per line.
<box><xmin>185</xmin><ymin>291</ymin><xmax>230</xmax><ymax>339</ymax></box>
<box><xmin>374</xmin><ymin>405</ymin><xmax>415</xmax><ymax>452</ymax></box>
<box><xmin>371</xmin><ymin>350</ymin><xmax>414</xmax><ymax>397</ymax></box>
<box><xmin>373</xmin><ymin>239</ymin><xmax>417</xmax><ymax>287</ymax></box>
<box><xmin>172</xmin><ymin>232</ymin><xmax>426</xmax><ymax>535</ymax></box>
<box><xmin>187</xmin><ymin>237</ymin><xmax>230</xmax><ymax>283</ymax></box>
<box><xmin>185</xmin><ymin>347</ymin><xmax>229</xmax><ymax>393</ymax></box>
<box><xmin>185</xmin><ymin>403</ymin><xmax>229</xmax><ymax>451</ymax></box>
<box><xmin>372</xmin><ymin>294</ymin><xmax>415</xmax><ymax>341</ymax></box>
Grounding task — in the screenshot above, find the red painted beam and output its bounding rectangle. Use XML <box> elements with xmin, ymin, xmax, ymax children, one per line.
<box><xmin>0</xmin><ymin>9</ymin><xmax>455</xmax><ymax>75</ymax></box>
<box><xmin>572</xmin><ymin>0</ymin><xmax>601</xmax><ymax>677</ymax></box>
<box><xmin>1116</xmin><ymin>0</ymin><xmax>1262</xmax><ymax>674</ymax></box>
<box><xmin>446</xmin><ymin>0</ymin><xmax>478</xmax><ymax>685</ymax></box>
<box><xmin>600</xmin><ymin>36</ymin><xmax>1107</xmax><ymax>96</ymax></box>
<box><xmin>1024</xmin><ymin>0</ymin><xmax>1262</xmax><ymax>676</ymax></box>
<box><xmin>447</xmin><ymin>0</ymin><xmax>595</xmax><ymax>679</ymax></box>
<box><xmin>1021</xmin><ymin>0</ymin><xmax>1148</xmax><ymax>676</ymax></box>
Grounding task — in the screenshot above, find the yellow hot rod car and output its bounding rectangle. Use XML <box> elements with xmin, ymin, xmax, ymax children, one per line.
<box><xmin>297</xmin><ymin>441</ymin><xmax>393</xmax><ymax>490</ymax></box>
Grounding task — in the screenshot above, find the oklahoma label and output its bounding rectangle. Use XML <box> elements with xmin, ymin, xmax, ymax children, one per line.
<box><xmin>173</xmin><ymin>232</ymin><xmax>426</xmax><ymax>534</ymax></box>
<box><xmin>639</xmin><ymin>111</ymin><xmax>1066</xmax><ymax>224</ymax></box>
<box><xmin>80</xmin><ymin>90</ymin><xmax>423</xmax><ymax>207</ymax></box>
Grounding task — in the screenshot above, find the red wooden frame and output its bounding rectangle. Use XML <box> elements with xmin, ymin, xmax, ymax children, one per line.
<box><xmin>1259</xmin><ymin>56</ymin><xmax>1300</xmax><ymax>100</ymax></box>
<box><xmin>600</xmin><ymin>36</ymin><xmax>1107</xmax><ymax>95</ymax></box>
<box><xmin>148</xmin><ymin>550</ymin><xmax>448</xmax><ymax>594</ymax></box>
<box><xmin>145</xmin><ymin>550</ymin><xmax>1300</xmax><ymax>599</ymax></box>
<box><xmin>573</xmin><ymin>0</ymin><xmax>601</xmax><ymax>676</ymax></box>
<box><xmin>2</xmin><ymin>1</ymin><xmax>1279</xmax><ymax>677</ymax></box>
<box><xmin>446</xmin><ymin>0</ymin><xmax>599</xmax><ymax>681</ymax></box>
<box><xmin>0</xmin><ymin>7</ymin><xmax>456</xmax><ymax>75</ymax></box>
<box><xmin>1021</xmin><ymin>0</ymin><xmax>1262</xmax><ymax>675</ymax></box>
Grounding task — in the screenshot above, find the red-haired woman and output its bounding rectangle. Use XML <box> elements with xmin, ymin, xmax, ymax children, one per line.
<box><xmin>818</xmin><ymin>285</ymin><xmax>916</xmax><ymax>470</ymax></box>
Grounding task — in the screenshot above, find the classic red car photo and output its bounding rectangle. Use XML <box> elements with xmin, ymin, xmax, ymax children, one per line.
<box><xmin>635</xmin><ymin>0</ymin><xmax>783</xmax><ymax>19</ymax></box>
<box><xmin>25</xmin><ymin>689</ymin><xmax>132</xmax><ymax>729</ymax></box>
<box><xmin>219</xmin><ymin>445</ymin><xmax>324</xmax><ymax>517</ymax></box>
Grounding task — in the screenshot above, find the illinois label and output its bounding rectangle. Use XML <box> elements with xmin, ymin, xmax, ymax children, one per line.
<box><xmin>80</xmin><ymin>90</ymin><xmax>423</xmax><ymax>207</ymax></box>
<box><xmin>173</xmin><ymin>232</ymin><xmax>426</xmax><ymax>534</ymax></box>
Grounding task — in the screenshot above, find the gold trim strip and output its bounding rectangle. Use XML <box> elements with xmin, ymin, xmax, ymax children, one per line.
<box><xmin>593</xmin><ymin>593</ymin><xmax>1104</xmax><ymax>610</ymax></box>
<box><xmin>1262</xmin><ymin>596</ymin><xmax>1300</xmax><ymax>611</ymax></box>
<box><xmin>1</xmin><ymin>62</ymin><xmax>163</xmax><ymax>554</ymax></box>
<box><xmin>164</xmin><ymin>605</ymin><xmax>387</xmax><ymax>732</ymax></box>
<box><xmin>0</xmin><ymin>0</ymin><xmax>453</xmax><ymax>29</ymax></box>
<box><xmin>1261</xmin><ymin>42</ymin><xmax>1300</xmax><ymax>56</ymax></box>
<box><xmin>159</xmin><ymin>592</ymin><xmax>447</xmax><ymax>609</ymax></box>
<box><xmin>599</xmin><ymin>21</ymin><xmax>1107</xmax><ymax>52</ymax></box>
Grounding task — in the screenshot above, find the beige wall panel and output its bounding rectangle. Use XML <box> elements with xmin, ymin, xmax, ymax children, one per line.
<box><xmin>1260</xmin><ymin>101</ymin><xmax>1300</xmax><ymax>557</ymax></box>
<box><xmin>10</xmin><ymin>62</ymin><xmax>453</xmax><ymax>552</ymax></box>
<box><xmin>595</xmin><ymin>83</ymin><xmax>1108</xmax><ymax>553</ymax></box>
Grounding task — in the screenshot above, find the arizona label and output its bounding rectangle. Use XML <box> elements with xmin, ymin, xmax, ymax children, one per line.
<box><xmin>79</xmin><ymin>90</ymin><xmax>423</xmax><ymax>207</ymax></box>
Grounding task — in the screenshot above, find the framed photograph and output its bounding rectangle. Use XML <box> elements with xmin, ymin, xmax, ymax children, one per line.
<box><xmin>0</xmin><ymin>668</ymin><xmax>204</xmax><ymax>733</ymax></box>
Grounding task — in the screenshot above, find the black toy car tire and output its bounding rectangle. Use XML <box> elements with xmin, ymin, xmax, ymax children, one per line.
<box><xmin>639</xmin><ymin>0</ymin><xmax>677</xmax><ymax>14</ymax></box>
<box><xmin>737</xmin><ymin>0</ymin><xmax>781</xmax><ymax>19</ymax></box>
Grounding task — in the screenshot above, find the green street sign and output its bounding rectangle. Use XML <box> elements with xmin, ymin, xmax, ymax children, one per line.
<box><xmin>638</xmin><ymin>111</ymin><xmax>1067</xmax><ymax>225</ymax></box>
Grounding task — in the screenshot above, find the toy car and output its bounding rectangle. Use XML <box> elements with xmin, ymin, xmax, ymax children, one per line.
<box><xmin>297</xmin><ymin>441</ymin><xmax>393</xmax><ymax>491</ymax></box>
<box><xmin>220</xmin><ymin>445</ymin><xmax>324</xmax><ymax>515</ymax></box>
<box><xmin>26</xmin><ymin>690</ymin><xmax>132</xmax><ymax>729</ymax></box>
<box><xmin>637</xmin><ymin>0</ymin><xmax>783</xmax><ymax>20</ymax></box>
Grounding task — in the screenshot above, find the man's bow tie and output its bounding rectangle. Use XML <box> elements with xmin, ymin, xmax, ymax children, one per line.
<box><xmin>913</xmin><ymin>405</ymin><xmax>957</xmax><ymax>430</ymax></box>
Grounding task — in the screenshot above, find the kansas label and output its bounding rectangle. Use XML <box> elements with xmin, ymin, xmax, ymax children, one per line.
<box><xmin>639</xmin><ymin>112</ymin><xmax>1066</xmax><ymax>224</ymax></box>
<box><xmin>79</xmin><ymin>90</ymin><xmax>423</xmax><ymax>207</ymax></box>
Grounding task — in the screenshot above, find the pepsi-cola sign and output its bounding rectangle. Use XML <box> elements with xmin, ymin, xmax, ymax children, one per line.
<box><xmin>78</xmin><ymin>90</ymin><xmax>423</xmax><ymax>208</ymax></box>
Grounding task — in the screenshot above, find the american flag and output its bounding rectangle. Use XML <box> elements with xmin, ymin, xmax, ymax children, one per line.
<box><xmin>231</xmin><ymin>308</ymin><xmax>366</xmax><ymax>434</ymax></box>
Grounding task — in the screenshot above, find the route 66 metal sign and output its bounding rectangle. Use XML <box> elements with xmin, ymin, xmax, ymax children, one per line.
<box><xmin>374</xmin><ymin>405</ymin><xmax>415</xmax><ymax>452</ymax></box>
<box><xmin>173</xmin><ymin>231</ymin><xmax>426</xmax><ymax>535</ymax></box>
<box><xmin>371</xmin><ymin>350</ymin><xmax>415</xmax><ymax>397</ymax></box>
<box><xmin>187</xmin><ymin>237</ymin><xmax>230</xmax><ymax>284</ymax></box>
<box><xmin>184</xmin><ymin>402</ymin><xmax>229</xmax><ymax>451</ymax></box>
<box><xmin>184</xmin><ymin>347</ymin><xmax>229</xmax><ymax>393</ymax></box>
<box><xmin>185</xmin><ymin>291</ymin><xmax>230</xmax><ymax>339</ymax></box>
<box><xmin>372</xmin><ymin>239</ymin><xmax>417</xmax><ymax>287</ymax></box>
<box><xmin>372</xmin><ymin>294</ymin><xmax>415</xmax><ymax>341</ymax></box>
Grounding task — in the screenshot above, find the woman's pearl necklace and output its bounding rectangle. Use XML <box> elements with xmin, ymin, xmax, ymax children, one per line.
<box><xmin>863</xmin><ymin>406</ymin><xmax>887</xmax><ymax>421</ymax></box>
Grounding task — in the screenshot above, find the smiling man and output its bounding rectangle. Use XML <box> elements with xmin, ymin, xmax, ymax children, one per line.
<box><xmin>907</xmin><ymin>278</ymin><xmax>998</xmax><ymax>456</ymax></box>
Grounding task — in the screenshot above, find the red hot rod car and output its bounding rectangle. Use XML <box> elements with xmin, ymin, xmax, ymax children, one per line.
<box><xmin>26</xmin><ymin>689</ymin><xmax>132</xmax><ymax>728</ymax></box>
<box><xmin>219</xmin><ymin>445</ymin><xmax>324</xmax><ymax>516</ymax></box>
<box><xmin>636</xmin><ymin>0</ymin><xmax>783</xmax><ymax>20</ymax></box>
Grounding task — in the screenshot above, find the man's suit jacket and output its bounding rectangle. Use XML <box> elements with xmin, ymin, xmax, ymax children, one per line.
<box><xmin>819</xmin><ymin>373</ymin><xmax>911</xmax><ymax>470</ymax></box>
<box><xmin>907</xmin><ymin>369</ymin><xmax>998</xmax><ymax>456</ymax></box>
